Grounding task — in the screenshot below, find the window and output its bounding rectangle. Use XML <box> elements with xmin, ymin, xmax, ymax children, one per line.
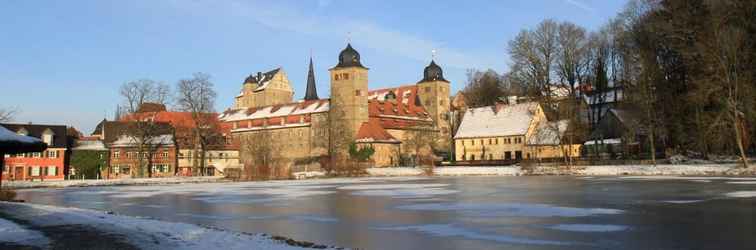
<box><xmin>488</xmin><ymin>139</ymin><xmax>492</xmax><ymax>145</ymax></box>
<box><xmin>32</xmin><ymin>152</ymin><xmax>41</xmax><ymax>158</ymax></box>
<box><xmin>425</xmin><ymin>86</ymin><xmax>431</xmax><ymax>92</ymax></box>
<box><xmin>47</xmin><ymin>166</ymin><xmax>57</xmax><ymax>176</ymax></box>
<box><xmin>471</xmin><ymin>140</ymin><xmax>475</xmax><ymax>146</ymax></box>
<box><xmin>461</xmin><ymin>140</ymin><xmax>465</xmax><ymax>146</ymax></box>
<box><xmin>480</xmin><ymin>139</ymin><xmax>484</xmax><ymax>145</ymax></box>
<box><xmin>113</xmin><ymin>151</ymin><xmax>120</xmax><ymax>159</ymax></box>
<box><xmin>342</xmin><ymin>73</ymin><xmax>349</xmax><ymax>80</ymax></box>
<box><xmin>425</xmin><ymin>100</ymin><xmax>431</xmax><ymax>106</ymax></box>
<box><xmin>112</xmin><ymin>166</ymin><xmax>120</xmax><ymax>173</ymax></box>
<box><xmin>505</xmin><ymin>151</ymin><xmax>512</xmax><ymax>160</ymax></box>
<box><xmin>335</xmin><ymin>74</ymin><xmax>341</xmax><ymax>80</ymax></box>
<box><xmin>46</xmin><ymin>150</ymin><xmax>58</xmax><ymax>158</ymax></box>
<box><xmin>440</xmin><ymin>100</ymin><xmax>445</xmax><ymax>105</ymax></box>
<box><xmin>42</xmin><ymin>134</ymin><xmax>53</xmax><ymax>145</ymax></box>
<box><xmin>471</xmin><ymin>154</ymin><xmax>476</xmax><ymax>161</ymax></box>
<box><xmin>30</xmin><ymin>166</ymin><xmax>40</xmax><ymax>176</ymax></box>
<box><xmin>355</xmin><ymin>89</ymin><xmax>362</xmax><ymax>96</ymax></box>
<box><xmin>161</xmin><ymin>151</ymin><xmax>169</xmax><ymax>158</ymax></box>
<box><xmin>462</xmin><ymin>154</ymin><xmax>467</xmax><ymax>160</ymax></box>
<box><xmin>495</xmin><ymin>138</ymin><xmax>499</xmax><ymax>145</ymax></box>
<box><xmin>120</xmin><ymin>166</ymin><xmax>130</xmax><ymax>174</ymax></box>
<box><xmin>515</xmin><ymin>151</ymin><xmax>522</xmax><ymax>160</ymax></box>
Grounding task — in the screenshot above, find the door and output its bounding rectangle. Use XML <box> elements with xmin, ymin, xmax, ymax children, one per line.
<box><xmin>13</xmin><ymin>166</ymin><xmax>24</xmax><ymax>181</ymax></box>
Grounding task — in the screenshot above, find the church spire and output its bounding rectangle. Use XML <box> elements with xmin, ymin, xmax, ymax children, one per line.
<box><xmin>304</xmin><ymin>56</ymin><xmax>319</xmax><ymax>100</ymax></box>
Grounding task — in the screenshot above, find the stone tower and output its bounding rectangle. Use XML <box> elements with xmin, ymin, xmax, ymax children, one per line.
<box><xmin>329</xmin><ymin>44</ymin><xmax>369</xmax><ymax>156</ymax></box>
<box><xmin>417</xmin><ymin>60</ymin><xmax>451</xmax><ymax>152</ymax></box>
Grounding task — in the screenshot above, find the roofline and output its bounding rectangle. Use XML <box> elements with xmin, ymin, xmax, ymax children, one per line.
<box><xmin>454</xmin><ymin>134</ymin><xmax>526</xmax><ymax>139</ymax></box>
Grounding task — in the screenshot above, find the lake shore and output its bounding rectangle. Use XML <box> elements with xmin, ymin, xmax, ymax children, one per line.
<box><xmin>3</xmin><ymin>164</ymin><xmax>755</xmax><ymax>190</ymax></box>
<box><xmin>0</xmin><ymin>201</ymin><xmax>346</xmax><ymax>250</ymax></box>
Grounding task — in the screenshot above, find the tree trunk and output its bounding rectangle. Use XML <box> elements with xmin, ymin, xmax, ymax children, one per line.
<box><xmin>200</xmin><ymin>144</ymin><xmax>207</xmax><ymax>176</ymax></box>
<box><xmin>649</xmin><ymin>128</ymin><xmax>657</xmax><ymax>166</ymax></box>
<box><xmin>733</xmin><ymin>114</ymin><xmax>750</xmax><ymax>168</ymax></box>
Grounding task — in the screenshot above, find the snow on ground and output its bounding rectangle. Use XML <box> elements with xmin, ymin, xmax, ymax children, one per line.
<box><xmin>578</xmin><ymin>164</ymin><xmax>738</xmax><ymax>176</ymax></box>
<box><xmin>619</xmin><ymin>176</ymin><xmax>756</xmax><ymax>181</ymax></box>
<box><xmin>397</xmin><ymin>203</ymin><xmax>624</xmax><ymax>218</ymax></box>
<box><xmin>434</xmin><ymin>167</ymin><xmax>521</xmax><ymax>176</ymax></box>
<box><xmin>0</xmin><ymin>217</ymin><xmax>50</xmax><ymax>248</ymax></box>
<box><xmin>726</xmin><ymin>181</ymin><xmax>756</xmax><ymax>184</ymax></box>
<box><xmin>546</xmin><ymin>224</ymin><xmax>628</xmax><ymax>232</ymax></box>
<box><xmin>366</xmin><ymin>167</ymin><xmax>424</xmax><ymax>176</ymax></box>
<box><xmin>3</xmin><ymin>176</ymin><xmax>226</xmax><ymax>189</ymax></box>
<box><xmin>0</xmin><ymin>201</ymin><xmax>341</xmax><ymax>250</ymax></box>
<box><xmin>725</xmin><ymin>191</ymin><xmax>756</xmax><ymax>198</ymax></box>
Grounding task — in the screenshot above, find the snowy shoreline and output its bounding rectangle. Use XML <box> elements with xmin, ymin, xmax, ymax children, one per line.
<box><xmin>3</xmin><ymin>164</ymin><xmax>754</xmax><ymax>190</ymax></box>
<box><xmin>368</xmin><ymin>164</ymin><xmax>755</xmax><ymax>177</ymax></box>
<box><xmin>0</xmin><ymin>201</ymin><xmax>345</xmax><ymax>250</ymax></box>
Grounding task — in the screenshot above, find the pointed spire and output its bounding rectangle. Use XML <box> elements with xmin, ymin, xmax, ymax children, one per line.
<box><xmin>304</xmin><ymin>56</ymin><xmax>319</xmax><ymax>100</ymax></box>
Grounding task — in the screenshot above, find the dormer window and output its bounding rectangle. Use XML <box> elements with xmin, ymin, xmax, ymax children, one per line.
<box><xmin>17</xmin><ymin>128</ymin><xmax>28</xmax><ymax>136</ymax></box>
<box><xmin>42</xmin><ymin>128</ymin><xmax>55</xmax><ymax>145</ymax></box>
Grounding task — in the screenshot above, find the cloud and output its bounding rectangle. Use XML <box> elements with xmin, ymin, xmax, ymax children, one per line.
<box><xmin>176</xmin><ymin>0</ymin><xmax>498</xmax><ymax>70</ymax></box>
<box><xmin>564</xmin><ymin>0</ymin><xmax>595</xmax><ymax>13</ymax></box>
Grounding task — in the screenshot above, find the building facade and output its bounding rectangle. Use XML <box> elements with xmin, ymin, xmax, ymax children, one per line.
<box><xmin>108</xmin><ymin>134</ymin><xmax>176</xmax><ymax>178</ymax></box>
<box><xmin>1</xmin><ymin>123</ymin><xmax>70</xmax><ymax>181</ymax></box>
<box><xmin>221</xmin><ymin>44</ymin><xmax>451</xmax><ymax>171</ymax></box>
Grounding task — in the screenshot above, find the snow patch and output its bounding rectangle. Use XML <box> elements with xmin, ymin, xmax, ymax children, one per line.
<box><xmin>0</xmin><ymin>217</ymin><xmax>50</xmax><ymax>248</ymax></box>
<box><xmin>725</xmin><ymin>191</ymin><xmax>756</xmax><ymax>198</ymax></box>
<box><xmin>547</xmin><ymin>224</ymin><xmax>628</xmax><ymax>232</ymax></box>
<box><xmin>727</xmin><ymin>181</ymin><xmax>756</xmax><ymax>185</ymax></box>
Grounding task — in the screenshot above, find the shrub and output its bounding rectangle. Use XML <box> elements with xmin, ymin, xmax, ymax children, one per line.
<box><xmin>0</xmin><ymin>190</ymin><xmax>17</xmax><ymax>201</ymax></box>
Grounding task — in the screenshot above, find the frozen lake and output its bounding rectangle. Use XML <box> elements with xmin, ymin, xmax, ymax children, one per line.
<box><xmin>16</xmin><ymin>176</ymin><xmax>756</xmax><ymax>250</ymax></box>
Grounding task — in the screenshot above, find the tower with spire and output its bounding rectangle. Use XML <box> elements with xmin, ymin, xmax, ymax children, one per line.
<box><xmin>304</xmin><ymin>56</ymin><xmax>319</xmax><ymax>100</ymax></box>
<box><xmin>417</xmin><ymin>51</ymin><xmax>452</xmax><ymax>151</ymax></box>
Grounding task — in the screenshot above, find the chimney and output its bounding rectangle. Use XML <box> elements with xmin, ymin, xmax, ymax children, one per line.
<box><xmin>507</xmin><ymin>96</ymin><xmax>518</xmax><ymax>105</ymax></box>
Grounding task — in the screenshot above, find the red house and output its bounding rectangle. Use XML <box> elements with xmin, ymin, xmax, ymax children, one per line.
<box><xmin>1</xmin><ymin>123</ymin><xmax>70</xmax><ymax>181</ymax></box>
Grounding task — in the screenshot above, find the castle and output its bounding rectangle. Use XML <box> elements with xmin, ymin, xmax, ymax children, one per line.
<box><xmin>220</xmin><ymin>44</ymin><xmax>451</xmax><ymax>169</ymax></box>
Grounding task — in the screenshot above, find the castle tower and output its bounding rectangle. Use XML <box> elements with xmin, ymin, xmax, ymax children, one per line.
<box><xmin>329</xmin><ymin>44</ymin><xmax>369</xmax><ymax>156</ymax></box>
<box><xmin>417</xmin><ymin>59</ymin><xmax>451</xmax><ymax>152</ymax></box>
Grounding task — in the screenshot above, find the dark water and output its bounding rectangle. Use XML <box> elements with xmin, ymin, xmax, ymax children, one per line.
<box><xmin>16</xmin><ymin>176</ymin><xmax>756</xmax><ymax>250</ymax></box>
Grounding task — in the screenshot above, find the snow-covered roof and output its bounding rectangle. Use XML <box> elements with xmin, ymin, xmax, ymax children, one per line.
<box><xmin>219</xmin><ymin>99</ymin><xmax>330</xmax><ymax>122</ymax></box>
<box><xmin>585</xmin><ymin>88</ymin><xmax>623</xmax><ymax>104</ymax></box>
<box><xmin>110</xmin><ymin>134</ymin><xmax>174</xmax><ymax>148</ymax></box>
<box><xmin>527</xmin><ymin>120</ymin><xmax>569</xmax><ymax>145</ymax></box>
<box><xmin>584</xmin><ymin>138</ymin><xmax>622</xmax><ymax>145</ymax></box>
<box><xmin>73</xmin><ymin>139</ymin><xmax>107</xmax><ymax>151</ymax></box>
<box><xmin>454</xmin><ymin>102</ymin><xmax>540</xmax><ymax>139</ymax></box>
<box><xmin>0</xmin><ymin>125</ymin><xmax>47</xmax><ymax>153</ymax></box>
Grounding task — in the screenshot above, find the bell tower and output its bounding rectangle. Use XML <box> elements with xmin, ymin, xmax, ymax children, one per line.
<box><xmin>329</xmin><ymin>43</ymin><xmax>369</xmax><ymax>156</ymax></box>
<box><xmin>417</xmin><ymin>58</ymin><xmax>451</xmax><ymax>152</ymax></box>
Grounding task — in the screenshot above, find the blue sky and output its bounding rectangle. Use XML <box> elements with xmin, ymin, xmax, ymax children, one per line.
<box><xmin>0</xmin><ymin>0</ymin><xmax>626</xmax><ymax>133</ymax></box>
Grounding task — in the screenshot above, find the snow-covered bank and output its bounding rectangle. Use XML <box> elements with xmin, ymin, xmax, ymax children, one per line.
<box><xmin>435</xmin><ymin>166</ymin><xmax>522</xmax><ymax>176</ymax></box>
<box><xmin>0</xmin><ymin>201</ymin><xmax>343</xmax><ymax>250</ymax></box>
<box><xmin>3</xmin><ymin>176</ymin><xmax>226</xmax><ymax>189</ymax></box>
<box><xmin>368</xmin><ymin>164</ymin><xmax>752</xmax><ymax>177</ymax></box>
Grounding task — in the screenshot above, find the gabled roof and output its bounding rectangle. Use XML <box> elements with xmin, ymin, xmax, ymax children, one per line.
<box><xmin>454</xmin><ymin>102</ymin><xmax>540</xmax><ymax>139</ymax></box>
<box><xmin>0</xmin><ymin>123</ymin><xmax>69</xmax><ymax>148</ymax></box>
<box><xmin>527</xmin><ymin>120</ymin><xmax>569</xmax><ymax>145</ymax></box>
<box><xmin>355</xmin><ymin>119</ymin><xmax>399</xmax><ymax>143</ymax></box>
<box><xmin>243</xmin><ymin>68</ymin><xmax>281</xmax><ymax>92</ymax></box>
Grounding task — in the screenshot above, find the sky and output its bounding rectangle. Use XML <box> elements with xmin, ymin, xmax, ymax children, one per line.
<box><xmin>0</xmin><ymin>0</ymin><xmax>626</xmax><ymax>133</ymax></box>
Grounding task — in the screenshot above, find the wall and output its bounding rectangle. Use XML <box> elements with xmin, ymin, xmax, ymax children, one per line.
<box><xmin>107</xmin><ymin>146</ymin><xmax>176</xmax><ymax>179</ymax></box>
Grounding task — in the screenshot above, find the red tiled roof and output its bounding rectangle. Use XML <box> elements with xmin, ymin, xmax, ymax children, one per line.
<box><xmin>355</xmin><ymin>119</ymin><xmax>399</xmax><ymax>143</ymax></box>
<box><xmin>121</xmin><ymin>111</ymin><xmax>220</xmax><ymax>129</ymax></box>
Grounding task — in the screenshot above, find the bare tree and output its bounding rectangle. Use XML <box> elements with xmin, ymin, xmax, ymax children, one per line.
<box><xmin>462</xmin><ymin>70</ymin><xmax>505</xmax><ymax>107</ymax></box>
<box><xmin>0</xmin><ymin>107</ymin><xmax>17</xmax><ymax>122</ymax></box>
<box><xmin>119</xmin><ymin>79</ymin><xmax>173</xmax><ymax>177</ymax></box>
<box><xmin>175</xmin><ymin>72</ymin><xmax>221</xmax><ymax>175</ymax></box>
<box><xmin>403</xmin><ymin>125</ymin><xmax>438</xmax><ymax>171</ymax></box>
<box><xmin>241</xmin><ymin>131</ymin><xmax>283</xmax><ymax>180</ymax></box>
